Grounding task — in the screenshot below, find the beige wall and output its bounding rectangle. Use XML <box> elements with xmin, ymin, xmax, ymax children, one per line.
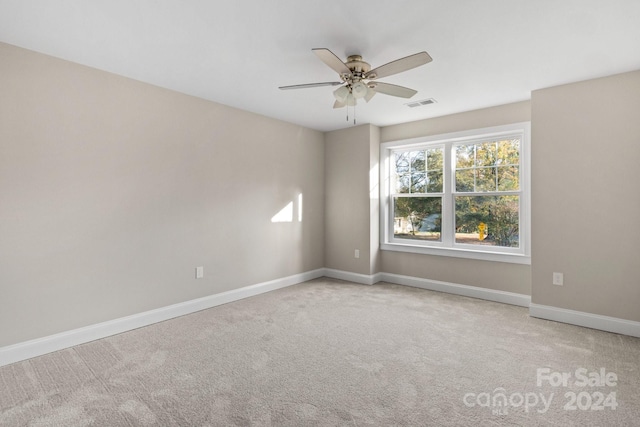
<box><xmin>380</xmin><ymin>102</ymin><xmax>532</xmax><ymax>294</ymax></box>
<box><xmin>324</xmin><ymin>124</ymin><xmax>380</xmax><ymax>275</ymax></box>
<box><xmin>0</xmin><ymin>42</ymin><xmax>325</xmax><ymax>347</ymax></box>
<box><xmin>381</xmin><ymin>101</ymin><xmax>531</xmax><ymax>142</ymax></box>
<box><xmin>369</xmin><ymin>125</ymin><xmax>381</xmax><ymax>274</ymax></box>
<box><xmin>2</xmin><ymin>39</ymin><xmax>638</xmax><ymax>350</ymax></box>
<box><xmin>531</xmin><ymin>70</ymin><xmax>640</xmax><ymax>322</ymax></box>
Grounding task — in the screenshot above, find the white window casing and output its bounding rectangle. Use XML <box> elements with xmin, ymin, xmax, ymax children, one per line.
<box><xmin>380</xmin><ymin>122</ymin><xmax>531</xmax><ymax>265</ymax></box>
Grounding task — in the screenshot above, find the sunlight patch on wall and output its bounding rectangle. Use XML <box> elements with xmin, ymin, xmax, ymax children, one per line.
<box><xmin>271</xmin><ymin>193</ymin><xmax>303</xmax><ymax>223</ymax></box>
<box><xmin>271</xmin><ymin>202</ymin><xmax>293</xmax><ymax>223</ymax></box>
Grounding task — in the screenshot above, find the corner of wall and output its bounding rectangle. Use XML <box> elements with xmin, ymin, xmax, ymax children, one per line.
<box><xmin>369</xmin><ymin>124</ymin><xmax>381</xmax><ymax>274</ymax></box>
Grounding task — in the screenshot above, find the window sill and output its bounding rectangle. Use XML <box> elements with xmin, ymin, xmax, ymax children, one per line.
<box><xmin>380</xmin><ymin>242</ymin><xmax>531</xmax><ymax>265</ymax></box>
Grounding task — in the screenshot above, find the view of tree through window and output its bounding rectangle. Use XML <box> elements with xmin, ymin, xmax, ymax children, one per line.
<box><xmin>454</xmin><ymin>139</ymin><xmax>520</xmax><ymax>247</ymax></box>
<box><xmin>390</xmin><ymin>137</ymin><xmax>522</xmax><ymax>249</ymax></box>
<box><xmin>392</xmin><ymin>147</ymin><xmax>443</xmax><ymax>241</ymax></box>
<box><xmin>383</xmin><ymin>123</ymin><xmax>529</xmax><ymax>261</ymax></box>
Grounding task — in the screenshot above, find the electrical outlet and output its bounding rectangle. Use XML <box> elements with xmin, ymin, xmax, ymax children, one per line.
<box><xmin>552</xmin><ymin>272</ymin><xmax>563</xmax><ymax>286</ymax></box>
<box><xmin>354</xmin><ymin>249</ymin><xmax>360</xmax><ymax>259</ymax></box>
<box><xmin>196</xmin><ymin>266</ymin><xmax>204</xmax><ymax>279</ymax></box>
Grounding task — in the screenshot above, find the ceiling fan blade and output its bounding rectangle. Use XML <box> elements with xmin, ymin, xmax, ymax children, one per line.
<box><xmin>333</xmin><ymin>100</ymin><xmax>346</xmax><ymax>109</ymax></box>
<box><xmin>370</xmin><ymin>82</ymin><xmax>418</xmax><ymax>98</ymax></box>
<box><xmin>365</xmin><ymin>51</ymin><xmax>432</xmax><ymax>80</ymax></box>
<box><xmin>364</xmin><ymin>87</ymin><xmax>376</xmax><ymax>102</ymax></box>
<box><xmin>312</xmin><ymin>48</ymin><xmax>351</xmax><ymax>75</ymax></box>
<box><xmin>279</xmin><ymin>82</ymin><xmax>343</xmax><ymax>90</ymax></box>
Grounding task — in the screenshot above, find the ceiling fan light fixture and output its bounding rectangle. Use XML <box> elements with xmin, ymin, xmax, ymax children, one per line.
<box><xmin>346</xmin><ymin>93</ymin><xmax>357</xmax><ymax>106</ymax></box>
<box><xmin>333</xmin><ymin>85</ymin><xmax>350</xmax><ymax>103</ymax></box>
<box><xmin>351</xmin><ymin>81</ymin><xmax>368</xmax><ymax>99</ymax></box>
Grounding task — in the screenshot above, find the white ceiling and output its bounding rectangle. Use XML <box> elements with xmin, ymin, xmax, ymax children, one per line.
<box><xmin>1</xmin><ymin>1</ymin><xmax>639</xmax><ymax>132</ymax></box>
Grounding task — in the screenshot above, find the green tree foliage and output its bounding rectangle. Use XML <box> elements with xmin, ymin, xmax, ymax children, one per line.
<box><xmin>392</xmin><ymin>140</ymin><xmax>520</xmax><ymax>247</ymax></box>
<box><xmin>394</xmin><ymin>197</ymin><xmax>442</xmax><ymax>236</ymax></box>
<box><xmin>455</xmin><ymin>139</ymin><xmax>519</xmax><ymax>192</ymax></box>
<box><xmin>455</xmin><ymin>196</ymin><xmax>519</xmax><ymax>247</ymax></box>
<box><xmin>453</xmin><ymin>139</ymin><xmax>520</xmax><ymax>247</ymax></box>
<box><xmin>393</xmin><ymin>148</ymin><xmax>444</xmax><ymax>237</ymax></box>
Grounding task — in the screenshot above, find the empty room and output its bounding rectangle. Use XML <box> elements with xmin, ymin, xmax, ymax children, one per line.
<box><xmin>1</xmin><ymin>1</ymin><xmax>639</xmax><ymax>425</ymax></box>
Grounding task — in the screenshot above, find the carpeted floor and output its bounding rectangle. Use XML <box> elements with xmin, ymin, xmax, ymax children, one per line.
<box><xmin>1</xmin><ymin>278</ymin><xmax>639</xmax><ymax>426</ymax></box>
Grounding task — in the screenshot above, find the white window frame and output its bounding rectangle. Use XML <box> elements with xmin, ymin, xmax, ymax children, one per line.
<box><xmin>380</xmin><ymin>122</ymin><xmax>531</xmax><ymax>265</ymax></box>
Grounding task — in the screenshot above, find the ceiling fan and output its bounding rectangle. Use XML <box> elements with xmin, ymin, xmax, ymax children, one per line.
<box><xmin>279</xmin><ymin>48</ymin><xmax>433</xmax><ymax>109</ymax></box>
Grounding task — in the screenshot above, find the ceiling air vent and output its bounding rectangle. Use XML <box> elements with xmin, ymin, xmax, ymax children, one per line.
<box><xmin>405</xmin><ymin>98</ymin><xmax>437</xmax><ymax>108</ymax></box>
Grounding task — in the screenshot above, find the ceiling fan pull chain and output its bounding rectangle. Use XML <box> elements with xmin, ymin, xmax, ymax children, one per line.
<box><xmin>354</xmin><ymin>103</ymin><xmax>357</xmax><ymax>125</ymax></box>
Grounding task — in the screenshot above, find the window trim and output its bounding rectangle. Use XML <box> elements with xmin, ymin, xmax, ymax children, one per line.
<box><xmin>380</xmin><ymin>122</ymin><xmax>531</xmax><ymax>265</ymax></box>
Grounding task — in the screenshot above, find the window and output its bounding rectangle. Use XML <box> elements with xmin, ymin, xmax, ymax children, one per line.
<box><xmin>380</xmin><ymin>122</ymin><xmax>530</xmax><ymax>264</ymax></box>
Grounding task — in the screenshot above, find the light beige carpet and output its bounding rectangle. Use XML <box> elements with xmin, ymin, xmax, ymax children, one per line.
<box><xmin>1</xmin><ymin>278</ymin><xmax>639</xmax><ymax>426</ymax></box>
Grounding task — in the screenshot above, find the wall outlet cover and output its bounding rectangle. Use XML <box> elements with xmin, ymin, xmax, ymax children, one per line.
<box><xmin>553</xmin><ymin>272</ymin><xmax>563</xmax><ymax>286</ymax></box>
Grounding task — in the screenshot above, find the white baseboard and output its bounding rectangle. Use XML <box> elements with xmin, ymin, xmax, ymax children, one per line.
<box><xmin>379</xmin><ymin>272</ymin><xmax>531</xmax><ymax>307</ymax></box>
<box><xmin>0</xmin><ymin>268</ymin><xmax>325</xmax><ymax>368</ymax></box>
<box><xmin>324</xmin><ymin>270</ymin><xmax>638</xmax><ymax>339</ymax></box>
<box><xmin>323</xmin><ymin>268</ymin><xmax>382</xmax><ymax>286</ymax></box>
<box><xmin>529</xmin><ymin>303</ymin><xmax>640</xmax><ymax>338</ymax></box>
<box><xmin>322</xmin><ymin>269</ymin><xmax>531</xmax><ymax>308</ymax></box>
<box><xmin>4</xmin><ymin>268</ymin><xmax>637</xmax><ymax>367</ymax></box>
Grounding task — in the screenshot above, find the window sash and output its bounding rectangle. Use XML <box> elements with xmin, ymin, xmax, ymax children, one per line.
<box><xmin>381</xmin><ymin>122</ymin><xmax>530</xmax><ymax>263</ymax></box>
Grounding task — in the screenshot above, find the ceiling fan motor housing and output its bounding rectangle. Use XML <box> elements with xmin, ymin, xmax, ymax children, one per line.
<box><xmin>344</xmin><ymin>55</ymin><xmax>371</xmax><ymax>80</ymax></box>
